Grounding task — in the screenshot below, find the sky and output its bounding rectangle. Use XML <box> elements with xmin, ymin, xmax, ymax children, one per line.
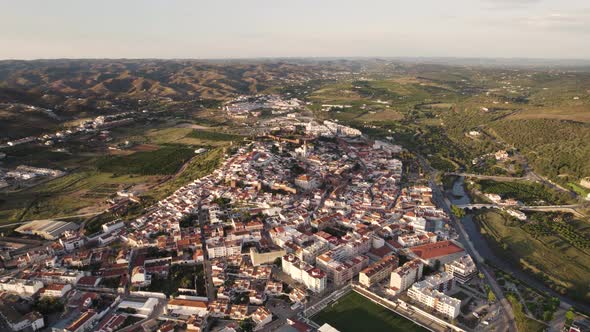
<box><xmin>1</xmin><ymin>0</ymin><xmax>589</xmax><ymax>60</ymax></box>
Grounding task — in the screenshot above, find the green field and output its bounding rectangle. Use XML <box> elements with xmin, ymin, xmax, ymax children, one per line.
<box><xmin>187</xmin><ymin>129</ymin><xmax>242</xmax><ymax>142</ymax></box>
<box><xmin>312</xmin><ymin>292</ymin><xmax>427</xmax><ymax>332</ymax></box>
<box><xmin>151</xmin><ymin>147</ymin><xmax>225</xmax><ymax>199</ymax></box>
<box><xmin>97</xmin><ymin>145</ymin><xmax>195</xmax><ymax>175</ymax></box>
<box><xmin>475</xmin><ymin>210</ymin><xmax>590</xmax><ymax>302</ymax></box>
<box><xmin>473</xmin><ymin>179</ymin><xmax>574</xmax><ymax>205</ymax></box>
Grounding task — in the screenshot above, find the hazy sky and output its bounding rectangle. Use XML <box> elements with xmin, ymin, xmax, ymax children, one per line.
<box><xmin>1</xmin><ymin>0</ymin><xmax>589</xmax><ymax>59</ymax></box>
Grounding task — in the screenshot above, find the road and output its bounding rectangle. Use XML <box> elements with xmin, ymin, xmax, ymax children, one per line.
<box><xmin>197</xmin><ymin>199</ymin><xmax>216</xmax><ymax>301</ymax></box>
<box><xmin>421</xmin><ymin>156</ymin><xmax>517</xmax><ymax>332</ymax></box>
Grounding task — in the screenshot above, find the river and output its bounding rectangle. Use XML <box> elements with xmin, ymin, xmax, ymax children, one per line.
<box><xmin>447</xmin><ymin>176</ymin><xmax>590</xmax><ymax>312</ymax></box>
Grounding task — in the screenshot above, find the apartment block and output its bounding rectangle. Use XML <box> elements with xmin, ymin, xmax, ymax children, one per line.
<box><xmin>282</xmin><ymin>254</ymin><xmax>327</xmax><ymax>293</ymax></box>
<box><xmin>388</xmin><ymin>259</ymin><xmax>423</xmax><ymax>295</ymax></box>
<box><xmin>359</xmin><ymin>255</ymin><xmax>399</xmax><ymax>287</ymax></box>
<box><xmin>444</xmin><ymin>255</ymin><xmax>477</xmax><ymax>284</ymax></box>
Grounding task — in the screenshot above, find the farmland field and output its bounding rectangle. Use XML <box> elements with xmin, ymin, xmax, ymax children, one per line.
<box><xmin>475</xmin><ymin>210</ymin><xmax>590</xmax><ymax>302</ymax></box>
<box><xmin>0</xmin><ymin>171</ymin><xmax>160</xmax><ymax>223</ymax></box>
<box><xmin>96</xmin><ymin>145</ymin><xmax>195</xmax><ymax>175</ymax></box>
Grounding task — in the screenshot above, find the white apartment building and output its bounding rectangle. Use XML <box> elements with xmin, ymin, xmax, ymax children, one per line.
<box><xmin>445</xmin><ymin>255</ymin><xmax>477</xmax><ymax>284</ymax></box>
<box><xmin>207</xmin><ymin>240</ymin><xmax>242</xmax><ymax>259</ymax></box>
<box><xmin>0</xmin><ymin>278</ymin><xmax>43</xmax><ymax>296</ymax></box>
<box><xmin>407</xmin><ymin>272</ymin><xmax>459</xmax><ymax>318</ymax></box>
<box><xmin>59</xmin><ymin>232</ymin><xmax>86</xmax><ymax>252</ymax></box>
<box><xmin>42</xmin><ymin>283</ymin><xmax>72</xmax><ymax>297</ymax></box>
<box><xmin>408</xmin><ymin>285</ymin><xmax>461</xmax><ymax>318</ymax></box>
<box><xmin>397</xmin><ymin>232</ymin><xmax>437</xmax><ymax>248</ymax></box>
<box><xmin>389</xmin><ymin>259</ymin><xmax>423</xmax><ymax>295</ymax></box>
<box><xmin>101</xmin><ymin>220</ymin><xmax>125</xmax><ymax>233</ymax></box>
<box><xmin>297</xmin><ymin>240</ymin><xmax>331</xmax><ymax>264</ymax></box>
<box><xmin>282</xmin><ymin>254</ymin><xmax>327</xmax><ymax>293</ymax></box>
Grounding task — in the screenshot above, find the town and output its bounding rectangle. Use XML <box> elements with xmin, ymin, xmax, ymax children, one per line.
<box><xmin>0</xmin><ymin>117</ymin><xmax>509</xmax><ymax>332</ymax></box>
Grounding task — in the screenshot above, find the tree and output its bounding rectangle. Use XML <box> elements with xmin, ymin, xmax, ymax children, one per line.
<box><xmin>239</xmin><ymin>318</ymin><xmax>255</xmax><ymax>332</ymax></box>
<box><xmin>543</xmin><ymin>310</ymin><xmax>553</xmax><ymax>321</ymax></box>
<box><xmin>450</xmin><ymin>204</ymin><xmax>465</xmax><ymax>219</ymax></box>
<box><xmin>33</xmin><ymin>297</ymin><xmax>64</xmax><ymax>315</ymax></box>
<box><xmin>180</xmin><ymin>276</ymin><xmax>193</xmax><ymax>288</ymax></box>
<box><xmin>565</xmin><ymin>309</ymin><xmax>575</xmax><ymax>324</ymax></box>
<box><xmin>273</xmin><ymin>257</ymin><xmax>282</xmax><ymax>268</ymax></box>
<box><xmin>488</xmin><ymin>290</ymin><xmax>496</xmax><ymax>303</ymax></box>
<box><xmin>433</xmin><ymin>259</ymin><xmax>441</xmax><ymax>271</ymax></box>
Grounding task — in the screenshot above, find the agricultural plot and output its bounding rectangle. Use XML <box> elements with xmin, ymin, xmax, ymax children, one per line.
<box><xmin>475</xmin><ymin>210</ymin><xmax>590</xmax><ymax>303</ymax></box>
<box><xmin>96</xmin><ymin>145</ymin><xmax>195</xmax><ymax>175</ymax></box>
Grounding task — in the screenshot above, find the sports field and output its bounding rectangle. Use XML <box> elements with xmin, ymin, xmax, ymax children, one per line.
<box><xmin>312</xmin><ymin>292</ymin><xmax>427</xmax><ymax>332</ymax></box>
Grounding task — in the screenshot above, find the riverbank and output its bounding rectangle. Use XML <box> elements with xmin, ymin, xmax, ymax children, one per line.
<box><xmin>446</xmin><ymin>177</ymin><xmax>590</xmax><ymax>313</ymax></box>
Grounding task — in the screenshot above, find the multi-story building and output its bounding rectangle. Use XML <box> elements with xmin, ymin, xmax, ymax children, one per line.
<box><xmin>166</xmin><ymin>299</ymin><xmax>208</xmax><ymax>316</ymax></box>
<box><xmin>206</xmin><ymin>240</ymin><xmax>242</xmax><ymax>259</ymax></box>
<box><xmin>297</xmin><ymin>240</ymin><xmax>330</xmax><ymax>264</ymax></box>
<box><xmin>35</xmin><ymin>269</ymin><xmax>85</xmax><ymax>285</ymax></box>
<box><xmin>0</xmin><ymin>305</ymin><xmax>44</xmax><ymax>332</ymax></box>
<box><xmin>101</xmin><ymin>220</ymin><xmax>125</xmax><ymax>234</ymax></box>
<box><xmin>358</xmin><ymin>255</ymin><xmax>399</xmax><ymax>287</ymax></box>
<box><xmin>282</xmin><ymin>254</ymin><xmax>327</xmax><ymax>293</ymax></box>
<box><xmin>295</xmin><ymin>175</ymin><xmax>319</xmax><ymax>190</ymax></box>
<box><xmin>59</xmin><ymin>232</ymin><xmax>86</xmax><ymax>252</ymax></box>
<box><xmin>408</xmin><ymin>285</ymin><xmax>461</xmax><ymax>319</ymax></box>
<box><xmin>397</xmin><ymin>232</ymin><xmax>437</xmax><ymax>248</ymax></box>
<box><xmin>444</xmin><ymin>255</ymin><xmax>477</xmax><ymax>284</ymax></box>
<box><xmin>0</xmin><ymin>278</ymin><xmax>43</xmax><ymax>296</ymax></box>
<box><xmin>388</xmin><ymin>259</ymin><xmax>423</xmax><ymax>295</ymax></box>
<box><xmin>419</xmin><ymin>272</ymin><xmax>455</xmax><ymax>293</ymax></box>
<box><xmin>251</xmin><ymin>307</ymin><xmax>272</xmax><ymax>328</ymax></box>
<box><xmin>316</xmin><ymin>253</ymin><xmax>368</xmax><ymax>286</ymax></box>
<box><xmin>42</xmin><ymin>283</ymin><xmax>72</xmax><ymax>298</ymax></box>
<box><xmin>407</xmin><ymin>272</ymin><xmax>460</xmax><ymax>318</ymax></box>
<box><xmin>186</xmin><ymin>314</ymin><xmax>208</xmax><ymax>332</ymax></box>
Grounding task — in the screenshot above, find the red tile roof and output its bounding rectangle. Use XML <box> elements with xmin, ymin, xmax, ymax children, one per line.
<box><xmin>410</xmin><ymin>240</ymin><xmax>464</xmax><ymax>260</ymax></box>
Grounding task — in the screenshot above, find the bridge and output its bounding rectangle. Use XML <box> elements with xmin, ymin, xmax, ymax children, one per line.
<box><xmin>455</xmin><ymin>204</ymin><xmax>500</xmax><ymax>210</ymax></box>
<box><xmin>446</xmin><ymin>172</ymin><xmax>528</xmax><ymax>182</ymax></box>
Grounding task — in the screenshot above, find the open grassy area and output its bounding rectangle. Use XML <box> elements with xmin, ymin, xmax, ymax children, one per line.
<box><xmin>475</xmin><ymin>210</ymin><xmax>590</xmax><ymax>302</ymax></box>
<box><xmin>312</xmin><ymin>292</ymin><xmax>427</xmax><ymax>332</ymax></box>
<box><xmin>187</xmin><ymin>129</ymin><xmax>242</xmax><ymax>142</ymax></box>
<box><xmin>568</xmin><ymin>182</ymin><xmax>590</xmax><ymax>197</ymax></box>
<box><xmin>146</xmin><ymin>264</ymin><xmax>205</xmax><ymax>297</ymax></box>
<box><xmin>506</xmin><ymin>294</ymin><xmax>547</xmax><ymax>332</ymax></box>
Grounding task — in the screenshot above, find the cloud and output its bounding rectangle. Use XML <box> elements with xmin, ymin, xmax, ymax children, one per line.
<box><xmin>522</xmin><ymin>11</ymin><xmax>590</xmax><ymax>32</ymax></box>
<box><xmin>483</xmin><ymin>0</ymin><xmax>543</xmax><ymax>10</ymax></box>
